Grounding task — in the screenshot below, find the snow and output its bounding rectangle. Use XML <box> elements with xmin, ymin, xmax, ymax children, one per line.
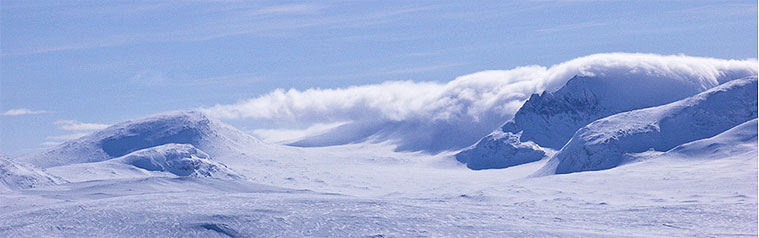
<box><xmin>456</xmin><ymin>73</ymin><xmax>731</xmax><ymax>170</ymax></box>
<box><xmin>1</xmin><ymin>75</ymin><xmax>757</xmax><ymax>236</ymax></box>
<box><xmin>205</xmin><ymin>53</ymin><xmax>759</xmax><ymax>154</ymax></box>
<box><xmin>0</xmin><ymin>155</ymin><xmax>64</xmax><ymax>192</ymax></box>
<box><xmin>549</xmin><ymin>76</ymin><xmax>757</xmax><ymax>174</ymax></box>
<box><xmin>1</xmin><ymin>132</ymin><xmax>756</xmax><ymax>236</ymax></box>
<box><xmin>16</xmin><ymin>110</ymin><xmax>262</xmax><ymax>168</ymax></box>
<box><xmin>668</xmin><ymin>119</ymin><xmax>758</xmax><ymax>158</ymax></box>
<box><xmin>455</xmin><ymin>131</ymin><xmax>546</xmax><ymax>170</ymax></box>
<box><xmin>112</xmin><ymin>143</ymin><xmax>242</xmax><ymax>179</ymax></box>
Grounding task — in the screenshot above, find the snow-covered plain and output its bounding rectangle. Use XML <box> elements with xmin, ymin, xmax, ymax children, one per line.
<box><xmin>1</xmin><ymin>75</ymin><xmax>757</xmax><ymax>237</ymax></box>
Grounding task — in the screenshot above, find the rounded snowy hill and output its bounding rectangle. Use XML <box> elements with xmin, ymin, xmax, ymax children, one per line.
<box><xmin>17</xmin><ymin>111</ymin><xmax>262</xmax><ymax>168</ymax></box>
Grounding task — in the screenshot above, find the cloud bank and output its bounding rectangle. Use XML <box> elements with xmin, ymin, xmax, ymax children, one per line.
<box><xmin>201</xmin><ymin>53</ymin><xmax>758</xmax><ymax>152</ymax></box>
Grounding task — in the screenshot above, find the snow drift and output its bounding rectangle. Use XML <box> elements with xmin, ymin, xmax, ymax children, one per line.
<box><xmin>204</xmin><ymin>53</ymin><xmax>757</xmax><ymax>153</ymax></box>
<box><xmin>17</xmin><ymin>110</ymin><xmax>261</xmax><ymax>168</ymax></box>
<box><xmin>549</xmin><ymin>76</ymin><xmax>757</xmax><ymax>174</ymax></box>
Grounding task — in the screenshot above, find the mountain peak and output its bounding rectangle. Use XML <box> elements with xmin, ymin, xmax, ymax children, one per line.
<box><xmin>93</xmin><ymin>110</ymin><xmax>215</xmax><ymax>158</ymax></box>
<box><xmin>455</xmin><ymin>73</ymin><xmax>742</xmax><ymax>170</ymax></box>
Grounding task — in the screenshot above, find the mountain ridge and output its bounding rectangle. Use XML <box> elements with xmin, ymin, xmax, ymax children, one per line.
<box><xmin>455</xmin><ymin>73</ymin><xmax>749</xmax><ymax>170</ymax></box>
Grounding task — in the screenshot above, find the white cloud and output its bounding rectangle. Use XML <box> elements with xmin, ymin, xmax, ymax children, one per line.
<box><xmin>201</xmin><ymin>53</ymin><xmax>758</xmax><ymax>152</ymax></box>
<box><xmin>1</xmin><ymin>108</ymin><xmax>51</xmax><ymax>116</ymax></box>
<box><xmin>54</xmin><ymin>120</ymin><xmax>110</xmax><ymax>131</ymax></box>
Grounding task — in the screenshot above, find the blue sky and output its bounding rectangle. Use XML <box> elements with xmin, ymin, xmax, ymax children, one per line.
<box><xmin>1</xmin><ymin>0</ymin><xmax>757</xmax><ymax>156</ymax></box>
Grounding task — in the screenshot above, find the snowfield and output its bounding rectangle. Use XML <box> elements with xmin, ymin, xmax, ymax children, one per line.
<box><xmin>1</xmin><ymin>75</ymin><xmax>757</xmax><ymax>237</ymax></box>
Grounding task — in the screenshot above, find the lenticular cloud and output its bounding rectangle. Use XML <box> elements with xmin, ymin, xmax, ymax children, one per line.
<box><xmin>201</xmin><ymin>53</ymin><xmax>757</xmax><ymax>153</ymax></box>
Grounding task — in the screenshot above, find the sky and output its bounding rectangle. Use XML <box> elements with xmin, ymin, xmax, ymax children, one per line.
<box><xmin>1</xmin><ymin>0</ymin><xmax>757</xmax><ymax>156</ymax></box>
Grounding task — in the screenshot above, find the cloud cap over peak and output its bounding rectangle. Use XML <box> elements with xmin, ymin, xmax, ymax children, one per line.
<box><xmin>201</xmin><ymin>53</ymin><xmax>758</xmax><ymax>153</ymax></box>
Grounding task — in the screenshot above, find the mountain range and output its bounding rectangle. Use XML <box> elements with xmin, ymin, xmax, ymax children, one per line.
<box><xmin>1</xmin><ymin>69</ymin><xmax>757</xmax><ymax>237</ymax></box>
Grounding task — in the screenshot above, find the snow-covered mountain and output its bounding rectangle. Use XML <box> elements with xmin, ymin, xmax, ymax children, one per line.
<box><xmin>2</xmin><ymin>113</ymin><xmax>757</xmax><ymax>236</ymax></box>
<box><xmin>546</xmin><ymin>76</ymin><xmax>757</xmax><ymax>174</ymax></box>
<box><xmin>1</xmin><ymin>60</ymin><xmax>757</xmax><ymax>236</ymax></box>
<box><xmin>456</xmin><ymin>74</ymin><xmax>742</xmax><ymax>170</ymax></box>
<box><xmin>16</xmin><ymin>111</ymin><xmax>262</xmax><ymax>168</ymax></box>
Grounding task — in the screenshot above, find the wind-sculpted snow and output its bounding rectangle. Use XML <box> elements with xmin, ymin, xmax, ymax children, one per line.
<box><xmin>455</xmin><ymin>131</ymin><xmax>545</xmax><ymax>170</ymax></box>
<box><xmin>455</xmin><ymin>73</ymin><xmax>731</xmax><ymax>170</ymax></box>
<box><xmin>205</xmin><ymin>53</ymin><xmax>757</xmax><ymax>153</ymax></box>
<box><xmin>549</xmin><ymin>76</ymin><xmax>758</xmax><ymax>174</ymax></box>
<box><xmin>0</xmin><ymin>155</ymin><xmax>64</xmax><ymax>191</ymax></box>
<box><xmin>111</xmin><ymin>144</ymin><xmax>242</xmax><ymax>180</ymax></box>
<box><xmin>16</xmin><ymin>110</ymin><xmax>261</xmax><ymax>168</ymax></box>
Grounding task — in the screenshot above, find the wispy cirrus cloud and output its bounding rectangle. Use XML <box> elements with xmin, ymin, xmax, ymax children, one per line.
<box><xmin>2</xmin><ymin>2</ymin><xmax>443</xmax><ymax>56</ymax></box>
<box><xmin>1</xmin><ymin>108</ymin><xmax>51</xmax><ymax>116</ymax></box>
<box><xmin>667</xmin><ymin>3</ymin><xmax>757</xmax><ymax>17</ymax></box>
<box><xmin>247</xmin><ymin>3</ymin><xmax>323</xmax><ymax>16</ymax></box>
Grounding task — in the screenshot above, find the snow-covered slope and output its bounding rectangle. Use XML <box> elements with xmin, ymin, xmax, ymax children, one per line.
<box><xmin>548</xmin><ymin>76</ymin><xmax>757</xmax><ymax>174</ymax></box>
<box><xmin>668</xmin><ymin>119</ymin><xmax>758</xmax><ymax>158</ymax></box>
<box><xmin>16</xmin><ymin>110</ymin><xmax>261</xmax><ymax>168</ymax></box>
<box><xmin>111</xmin><ymin>143</ymin><xmax>242</xmax><ymax>180</ymax></box>
<box><xmin>0</xmin><ymin>154</ymin><xmax>64</xmax><ymax>191</ymax></box>
<box><xmin>1</xmin><ymin>105</ymin><xmax>757</xmax><ymax>237</ymax></box>
<box><xmin>2</xmin><ymin>128</ymin><xmax>756</xmax><ymax>237</ymax></box>
<box><xmin>456</xmin><ymin>74</ymin><xmax>727</xmax><ymax>169</ymax></box>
